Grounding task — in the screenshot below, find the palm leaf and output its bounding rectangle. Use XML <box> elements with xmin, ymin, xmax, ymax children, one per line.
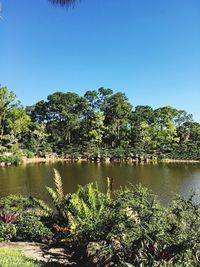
<box><xmin>48</xmin><ymin>0</ymin><xmax>78</xmax><ymax>6</ymax></box>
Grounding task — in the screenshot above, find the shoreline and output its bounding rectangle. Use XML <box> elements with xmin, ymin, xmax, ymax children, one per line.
<box><xmin>22</xmin><ymin>157</ymin><xmax>200</xmax><ymax>164</ymax></box>
<box><xmin>22</xmin><ymin>157</ymin><xmax>68</xmax><ymax>164</ymax></box>
<box><xmin>1</xmin><ymin>156</ymin><xmax>200</xmax><ymax>167</ymax></box>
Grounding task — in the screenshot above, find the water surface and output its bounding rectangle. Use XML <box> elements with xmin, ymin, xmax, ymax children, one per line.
<box><xmin>0</xmin><ymin>162</ymin><xmax>200</xmax><ymax>205</ymax></box>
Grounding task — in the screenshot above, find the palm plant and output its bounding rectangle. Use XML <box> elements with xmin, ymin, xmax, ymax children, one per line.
<box><xmin>48</xmin><ymin>0</ymin><xmax>78</xmax><ymax>6</ymax></box>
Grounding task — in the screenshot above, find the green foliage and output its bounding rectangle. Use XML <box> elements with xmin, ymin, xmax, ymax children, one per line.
<box><xmin>25</xmin><ymin>87</ymin><xmax>200</xmax><ymax>160</ymax></box>
<box><xmin>0</xmin><ymin>194</ymin><xmax>51</xmax><ymax>216</ymax></box>
<box><xmin>47</xmin><ymin>171</ymin><xmax>113</xmax><ymax>243</ymax></box>
<box><xmin>77</xmin><ymin>185</ymin><xmax>200</xmax><ymax>266</ymax></box>
<box><xmin>46</xmin><ymin>169</ymin><xmax>65</xmax><ymax>218</ymax></box>
<box><xmin>81</xmin><ymin>111</ymin><xmax>106</xmax><ymax>149</ymax></box>
<box><xmin>1</xmin><ymin>84</ymin><xmax>200</xmax><ymax>160</ymax></box>
<box><xmin>0</xmin><ymin>86</ymin><xmax>30</xmax><ymax>149</ymax></box>
<box><xmin>0</xmin><ymin>195</ymin><xmax>53</xmax><ymax>242</ymax></box>
<box><xmin>16</xmin><ymin>215</ymin><xmax>53</xmax><ymax>242</ymax></box>
<box><xmin>23</xmin><ymin>149</ymin><xmax>34</xmax><ymax>159</ymax></box>
<box><xmin>53</xmin><ymin>168</ymin><xmax>64</xmax><ymax>199</ymax></box>
<box><xmin>0</xmin><ymin>153</ymin><xmax>22</xmax><ymax>165</ymax></box>
<box><xmin>0</xmin><ymin>222</ymin><xmax>16</xmax><ymax>241</ymax></box>
<box><xmin>0</xmin><ymin>171</ymin><xmax>199</xmax><ymax>266</ymax></box>
<box><xmin>46</xmin><ymin>171</ymin><xmax>200</xmax><ymax>266</ymax></box>
<box><xmin>66</xmin><ymin>182</ymin><xmax>110</xmax><ymax>240</ymax></box>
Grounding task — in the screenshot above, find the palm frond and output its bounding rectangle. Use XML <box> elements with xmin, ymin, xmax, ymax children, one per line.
<box><xmin>48</xmin><ymin>0</ymin><xmax>77</xmax><ymax>6</ymax></box>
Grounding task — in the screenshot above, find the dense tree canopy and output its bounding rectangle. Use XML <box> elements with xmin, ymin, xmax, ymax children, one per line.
<box><xmin>0</xmin><ymin>86</ymin><xmax>30</xmax><ymax>152</ymax></box>
<box><xmin>1</xmin><ymin>85</ymin><xmax>200</xmax><ymax>160</ymax></box>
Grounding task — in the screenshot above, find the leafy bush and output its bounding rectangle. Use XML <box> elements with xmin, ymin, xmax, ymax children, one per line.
<box><xmin>0</xmin><ymin>154</ymin><xmax>22</xmax><ymax>165</ymax></box>
<box><xmin>16</xmin><ymin>215</ymin><xmax>53</xmax><ymax>242</ymax></box>
<box><xmin>23</xmin><ymin>149</ymin><xmax>34</xmax><ymax>159</ymax></box>
<box><xmin>0</xmin><ymin>195</ymin><xmax>53</xmax><ymax>242</ymax></box>
<box><xmin>0</xmin><ymin>146</ymin><xmax>7</xmax><ymax>153</ymax></box>
<box><xmin>77</xmin><ymin>186</ymin><xmax>200</xmax><ymax>266</ymax></box>
<box><xmin>0</xmin><ymin>221</ymin><xmax>16</xmax><ymax>241</ymax></box>
<box><xmin>0</xmin><ymin>195</ymin><xmax>51</xmax><ymax>216</ymax></box>
<box><xmin>0</xmin><ymin>149</ymin><xmax>33</xmax><ymax>165</ymax></box>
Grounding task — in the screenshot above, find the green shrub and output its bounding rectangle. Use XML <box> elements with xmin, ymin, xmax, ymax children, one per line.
<box><xmin>79</xmin><ymin>186</ymin><xmax>200</xmax><ymax>266</ymax></box>
<box><xmin>0</xmin><ymin>195</ymin><xmax>52</xmax><ymax>216</ymax></box>
<box><xmin>16</xmin><ymin>215</ymin><xmax>53</xmax><ymax>242</ymax></box>
<box><xmin>0</xmin><ymin>195</ymin><xmax>53</xmax><ymax>243</ymax></box>
<box><xmin>0</xmin><ymin>154</ymin><xmax>21</xmax><ymax>165</ymax></box>
<box><xmin>23</xmin><ymin>150</ymin><xmax>34</xmax><ymax>159</ymax></box>
<box><xmin>0</xmin><ymin>221</ymin><xmax>16</xmax><ymax>241</ymax></box>
<box><xmin>0</xmin><ymin>146</ymin><xmax>7</xmax><ymax>153</ymax></box>
<box><xmin>0</xmin><ymin>149</ymin><xmax>33</xmax><ymax>165</ymax></box>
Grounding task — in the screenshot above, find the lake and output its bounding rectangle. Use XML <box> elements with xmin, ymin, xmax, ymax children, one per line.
<box><xmin>0</xmin><ymin>162</ymin><xmax>200</xmax><ymax>205</ymax></box>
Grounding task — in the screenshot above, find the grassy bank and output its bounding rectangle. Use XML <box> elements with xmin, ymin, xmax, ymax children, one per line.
<box><xmin>1</xmin><ymin>150</ymin><xmax>200</xmax><ymax>166</ymax></box>
<box><xmin>16</xmin><ymin>156</ymin><xmax>200</xmax><ymax>165</ymax></box>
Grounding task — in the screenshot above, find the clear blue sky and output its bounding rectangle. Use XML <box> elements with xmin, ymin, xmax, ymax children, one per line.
<box><xmin>0</xmin><ymin>0</ymin><xmax>200</xmax><ymax>121</ymax></box>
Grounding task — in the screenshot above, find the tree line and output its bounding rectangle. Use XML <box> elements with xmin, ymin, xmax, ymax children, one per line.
<box><xmin>1</xmin><ymin>85</ymin><xmax>200</xmax><ymax>160</ymax></box>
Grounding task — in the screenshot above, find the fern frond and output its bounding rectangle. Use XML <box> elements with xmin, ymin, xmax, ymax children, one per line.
<box><xmin>81</xmin><ymin>199</ymin><xmax>93</xmax><ymax>220</ymax></box>
<box><xmin>32</xmin><ymin>197</ymin><xmax>52</xmax><ymax>215</ymax></box>
<box><xmin>67</xmin><ymin>212</ymin><xmax>79</xmax><ymax>232</ymax></box>
<box><xmin>46</xmin><ymin>186</ymin><xmax>58</xmax><ymax>203</ymax></box>
<box><xmin>53</xmin><ymin>168</ymin><xmax>64</xmax><ymax>200</ymax></box>
<box><xmin>97</xmin><ymin>202</ymin><xmax>104</xmax><ymax>220</ymax></box>
<box><xmin>106</xmin><ymin>177</ymin><xmax>111</xmax><ymax>200</ymax></box>
<box><xmin>88</xmin><ymin>183</ymin><xmax>96</xmax><ymax>215</ymax></box>
<box><xmin>70</xmin><ymin>194</ymin><xmax>83</xmax><ymax>216</ymax></box>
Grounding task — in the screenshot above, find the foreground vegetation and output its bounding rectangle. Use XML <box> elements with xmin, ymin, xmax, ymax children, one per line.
<box><xmin>1</xmin><ymin>85</ymin><xmax>200</xmax><ymax>165</ymax></box>
<box><xmin>0</xmin><ymin>249</ymin><xmax>41</xmax><ymax>267</ymax></box>
<box><xmin>0</xmin><ymin>170</ymin><xmax>199</xmax><ymax>266</ymax></box>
